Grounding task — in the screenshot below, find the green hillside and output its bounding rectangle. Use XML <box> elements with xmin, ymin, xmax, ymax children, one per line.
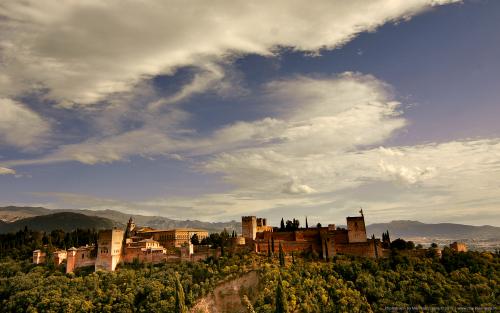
<box><xmin>0</xmin><ymin>212</ymin><xmax>118</xmax><ymax>233</ymax></box>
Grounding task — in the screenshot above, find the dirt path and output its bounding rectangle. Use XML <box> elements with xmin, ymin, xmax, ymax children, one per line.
<box><xmin>190</xmin><ymin>271</ymin><xmax>259</xmax><ymax>313</ymax></box>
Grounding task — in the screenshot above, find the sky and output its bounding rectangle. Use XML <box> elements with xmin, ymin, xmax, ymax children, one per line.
<box><xmin>1</xmin><ymin>0</ymin><xmax>499</xmax><ymax>226</ymax></box>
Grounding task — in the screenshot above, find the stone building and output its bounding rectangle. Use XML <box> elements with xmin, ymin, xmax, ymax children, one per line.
<box><xmin>242</xmin><ymin>216</ymin><xmax>273</xmax><ymax>240</ymax></box>
<box><xmin>95</xmin><ymin>229</ymin><xmax>124</xmax><ymax>271</ymax></box>
<box><xmin>66</xmin><ymin>245</ymin><xmax>97</xmax><ymax>273</ymax></box>
<box><xmin>450</xmin><ymin>241</ymin><xmax>467</xmax><ymax>252</ymax></box>
<box><xmin>32</xmin><ymin>250</ymin><xmax>46</xmax><ymax>264</ymax></box>
<box><xmin>33</xmin><ymin>218</ymin><xmax>212</xmax><ymax>273</ymax></box>
<box><xmin>245</xmin><ymin>211</ymin><xmax>385</xmax><ymax>259</ymax></box>
<box><xmin>135</xmin><ymin>228</ymin><xmax>209</xmax><ymax>248</ymax></box>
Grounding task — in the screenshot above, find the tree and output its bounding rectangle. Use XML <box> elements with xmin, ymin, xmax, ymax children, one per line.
<box><xmin>175</xmin><ymin>272</ymin><xmax>187</xmax><ymax>313</ymax></box>
<box><xmin>279</xmin><ymin>242</ymin><xmax>285</xmax><ymax>267</ymax></box>
<box><xmin>275</xmin><ymin>274</ymin><xmax>288</xmax><ymax>313</ymax></box>
<box><xmin>280</xmin><ymin>218</ymin><xmax>285</xmax><ymax>231</ymax></box>
<box><xmin>271</xmin><ymin>236</ymin><xmax>275</xmax><ymax>255</ymax></box>
<box><xmin>190</xmin><ymin>234</ymin><xmax>199</xmax><ymax>245</ymax></box>
<box><xmin>391</xmin><ymin>238</ymin><xmax>407</xmax><ymax>250</ymax></box>
<box><xmin>316</xmin><ymin>223</ymin><xmax>322</xmax><ymax>228</ymax></box>
<box><xmin>305</xmin><ymin>217</ymin><xmax>308</xmax><ymax>229</ymax></box>
<box><xmin>406</xmin><ymin>241</ymin><xmax>415</xmax><ymax>250</ymax></box>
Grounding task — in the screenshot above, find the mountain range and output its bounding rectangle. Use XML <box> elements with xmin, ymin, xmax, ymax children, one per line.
<box><xmin>0</xmin><ymin>207</ymin><xmax>498</xmax><ymax>248</ymax></box>
<box><xmin>0</xmin><ymin>212</ymin><xmax>117</xmax><ymax>233</ymax></box>
<box><xmin>366</xmin><ymin>220</ymin><xmax>499</xmax><ymax>240</ymax></box>
<box><xmin>0</xmin><ymin>206</ymin><xmax>240</xmax><ymax>234</ymax></box>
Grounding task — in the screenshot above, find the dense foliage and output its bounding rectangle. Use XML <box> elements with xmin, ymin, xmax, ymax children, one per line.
<box><xmin>0</xmin><ymin>227</ymin><xmax>98</xmax><ymax>260</ymax></box>
<box><xmin>0</xmin><ymin>235</ymin><xmax>498</xmax><ymax>312</ymax></box>
<box><xmin>252</xmin><ymin>249</ymin><xmax>499</xmax><ymax>312</ymax></box>
<box><xmin>0</xmin><ymin>253</ymin><xmax>257</xmax><ymax>312</ymax></box>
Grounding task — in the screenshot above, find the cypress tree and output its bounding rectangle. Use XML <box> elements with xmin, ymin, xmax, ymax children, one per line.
<box><xmin>305</xmin><ymin>217</ymin><xmax>308</xmax><ymax>229</ymax></box>
<box><xmin>271</xmin><ymin>236</ymin><xmax>275</xmax><ymax>255</ymax></box>
<box><xmin>175</xmin><ymin>272</ymin><xmax>187</xmax><ymax>313</ymax></box>
<box><xmin>280</xmin><ymin>218</ymin><xmax>285</xmax><ymax>231</ymax></box>
<box><xmin>279</xmin><ymin>242</ymin><xmax>285</xmax><ymax>267</ymax></box>
<box><xmin>275</xmin><ymin>273</ymin><xmax>288</xmax><ymax>313</ymax></box>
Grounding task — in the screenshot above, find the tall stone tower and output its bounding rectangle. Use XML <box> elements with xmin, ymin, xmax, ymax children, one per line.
<box><xmin>95</xmin><ymin>229</ymin><xmax>124</xmax><ymax>271</ymax></box>
<box><xmin>242</xmin><ymin>216</ymin><xmax>257</xmax><ymax>240</ymax></box>
<box><xmin>346</xmin><ymin>210</ymin><xmax>367</xmax><ymax>243</ymax></box>
<box><xmin>66</xmin><ymin>247</ymin><xmax>78</xmax><ymax>273</ymax></box>
<box><xmin>125</xmin><ymin>217</ymin><xmax>136</xmax><ymax>238</ymax></box>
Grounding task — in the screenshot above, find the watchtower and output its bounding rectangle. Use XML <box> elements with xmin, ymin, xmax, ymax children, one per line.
<box><xmin>346</xmin><ymin>209</ymin><xmax>367</xmax><ymax>243</ymax></box>
<box><xmin>95</xmin><ymin>229</ymin><xmax>124</xmax><ymax>271</ymax></box>
<box><xmin>125</xmin><ymin>217</ymin><xmax>136</xmax><ymax>238</ymax></box>
<box><xmin>242</xmin><ymin>216</ymin><xmax>257</xmax><ymax>240</ymax></box>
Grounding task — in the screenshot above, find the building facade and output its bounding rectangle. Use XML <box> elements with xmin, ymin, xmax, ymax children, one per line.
<box><xmin>135</xmin><ymin>228</ymin><xmax>209</xmax><ymax>248</ymax></box>
<box><xmin>450</xmin><ymin>241</ymin><xmax>467</xmax><ymax>252</ymax></box>
<box><xmin>33</xmin><ymin>219</ymin><xmax>211</xmax><ymax>273</ymax></box>
<box><xmin>246</xmin><ymin>212</ymin><xmax>385</xmax><ymax>259</ymax></box>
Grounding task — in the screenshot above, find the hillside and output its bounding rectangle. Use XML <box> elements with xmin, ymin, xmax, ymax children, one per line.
<box><xmin>0</xmin><ymin>206</ymin><xmax>240</xmax><ymax>233</ymax></box>
<box><xmin>68</xmin><ymin>209</ymin><xmax>241</xmax><ymax>233</ymax></box>
<box><xmin>0</xmin><ymin>206</ymin><xmax>52</xmax><ymax>222</ymax></box>
<box><xmin>0</xmin><ymin>212</ymin><xmax>118</xmax><ymax>233</ymax></box>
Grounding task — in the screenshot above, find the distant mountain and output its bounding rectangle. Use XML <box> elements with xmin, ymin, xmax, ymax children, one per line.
<box><xmin>0</xmin><ymin>206</ymin><xmax>240</xmax><ymax>234</ymax></box>
<box><xmin>68</xmin><ymin>209</ymin><xmax>241</xmax><ymax>233</ymax></box>
<box><xmin>366</xmin><ymin>220</ymin><xmax>500</xmax><ymax>240</ymax></box>
<box><xmin>0</xmin><ymin>206</ymin><xmax>52</xmax><ymax>222</ymax></box>
<box><xmin>0</xmin><ymin>212</ymin><xmax>118</xmax><ymax>233</ymax></box>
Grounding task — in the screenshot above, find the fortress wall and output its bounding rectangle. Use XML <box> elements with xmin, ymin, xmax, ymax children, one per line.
<box><xmin>335</xmin><ymin>240</ymin><xmax>377</xmax><ymax>258</ymax></box>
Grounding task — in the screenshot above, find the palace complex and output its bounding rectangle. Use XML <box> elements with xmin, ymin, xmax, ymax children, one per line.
<box><xmin>244</xmin><ymin>210</ymin><xmax>386</xmax><ymax>259</ymax></box>
<box><xmin>33</xmin><ymin>218</ymin><xmax>211</xmax><ymax>273</ymax></box>
<box><xmin>33</xmin><ymin>211</ymin><xmax>467</xmax><ymax>272</ymax></box>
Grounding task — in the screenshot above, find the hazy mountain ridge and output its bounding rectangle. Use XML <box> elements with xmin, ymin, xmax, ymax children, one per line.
<box><xmin>0</xmin><ymin>206</ymin><xmax>240</xmax><ymax>234</ymax></box>
<box><xmin>0</xmin><ymin>206</ymin><xmax>52</xmax><ymax>222</ymax></box>
<box><xmin>0</xmin><ymin>212</ymin><xmax>118</xmax><ymax>233</ymax></box>
<box><xmin>1</xmin><ymin>207</ymin><xmax>498</xmax><ymax>242</ymax></box>
<box><xmin>366</xmin><ymin>220</ymin><xmax>500</xmax><ymax>240</ymax></box>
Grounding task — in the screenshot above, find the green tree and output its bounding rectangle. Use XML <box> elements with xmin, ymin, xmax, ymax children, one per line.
<box><xmin>279</xmin><ymin>242</ymin><xmax>285</xmax><ymax>267</ymax></box>
<box><xmin>191</xmin><ymin>234</ymin><xmax>199</xmax><ymax>245</ymax></box>
<box><xmin>275</xmin><ymin>274</ymin><xmax>288</xmax><ymax>313</ymax></box>
<box><xmin>271</xmin><ymin>236</ymin><xmax>275</xmax><ymax>255</ymax></box>
<box><xmin>175</xmin><ymin>272</ymin><xmax>187</xmax><ymax>313</ymax></box>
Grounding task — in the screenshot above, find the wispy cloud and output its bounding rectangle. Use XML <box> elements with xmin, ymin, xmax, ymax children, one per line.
<box><xmin>0</xmin><ymin>167</ymin><xmax>16</xmax><ymax>175</ymax></box>
<box><xmin>0</xmin><ymin>98</ymin><xmax>51</xmax><ymax>150</ymax></box>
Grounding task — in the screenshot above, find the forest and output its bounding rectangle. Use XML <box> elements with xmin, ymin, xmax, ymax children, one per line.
<box><xmin>0</xmin><ymin>227</ymin><xmax>498</xmax><ymax>312</ymax></box>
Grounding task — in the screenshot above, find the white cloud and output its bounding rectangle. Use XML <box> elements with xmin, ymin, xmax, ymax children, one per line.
<box><xmin>0</xmin><ymin>167</ymin><xmax>16</xmax><ymax>175</ymax></box>
<box><xmin>0</xmin><ymin>98</ymin><xmax>51</xmax><ymax>149</ymax></box>
<box><xmin>202</xmin><ymin>73</ymin><xmax>406</xmax><ymax>191</ymax></box>
<box><xmin>2</xmin><ymin>71</ymin><xmax>499</xmax><ymax>225</ymax></box>
<box><xmin>0</xmin><ymin>0</ymin><xmax>458</xmax><ymax>106</ymax></box>
<box><xmin>282</xmin><ymin>178</ymin><xmax>316</xmax><ymax>195</ymax></box>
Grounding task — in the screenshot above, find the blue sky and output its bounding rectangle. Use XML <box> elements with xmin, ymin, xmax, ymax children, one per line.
<box><xmin>1</xmin><ymin>0</ymin><xmax>499</xmax><ymax>226</ymax></box>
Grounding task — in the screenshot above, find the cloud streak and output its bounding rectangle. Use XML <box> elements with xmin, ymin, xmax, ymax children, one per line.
<box><xmin>0</xmin><ymin>98</ymin><xmax>51</xmax><ymax>150</ymax></box>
